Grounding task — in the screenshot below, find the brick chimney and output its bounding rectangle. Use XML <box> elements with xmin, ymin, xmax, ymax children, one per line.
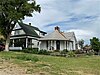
<box><xmin>55</xmin><ymin>26</ymin><xmax>60</xmax><ymax>31</ymax></box>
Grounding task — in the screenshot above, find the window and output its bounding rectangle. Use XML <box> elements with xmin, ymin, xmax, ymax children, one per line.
<box><xmin>14</xmin><ymin>30</ymin><xmax>25</xmax><ymax>35</ymax></box>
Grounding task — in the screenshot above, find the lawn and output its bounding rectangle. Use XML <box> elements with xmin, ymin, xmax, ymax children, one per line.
<box><xmin>0</xmin><ymin>51</ymin><xmax>100</xmax><ymax>75</ymax></box>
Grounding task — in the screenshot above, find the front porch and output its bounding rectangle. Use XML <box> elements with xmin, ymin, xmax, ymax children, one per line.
<box><xmin>10</xmin><ymin>36</ymin><xmax>39</xmax><ymax>49</ymax></box>
<box><xmin>39</xmin><ymin>40</ymin><xmax>74</xmax><ymax>51</ymax></box>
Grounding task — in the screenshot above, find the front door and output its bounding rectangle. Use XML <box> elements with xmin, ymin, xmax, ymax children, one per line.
<box><xmin>56</xmin><ymin>40</ymin><xmax>60</xmax><ymax>50</ymax></box>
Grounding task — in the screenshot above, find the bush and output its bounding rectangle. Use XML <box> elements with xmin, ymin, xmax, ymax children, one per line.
<box><xmin>74</xmin><ymin>50</ymin><xmax>84</xmax><ymax>54</ymax></box>
<box><xmin>50</xmin><ymin>52</ymin><xmax>61</xmax><ymax>56</ymax></box>
<box><xmin>16</xmin><ymin>54</ymin><xmax>39</xmax><ymax>62</ymax></box>
<box><xmin>60</xmin><ymin>49</ymin><xmax>68</xmax><ymax>54</ymax></box>
<box><xmin>23</xmin><ymin>48</ymin><xmax>38</xmax><ymax>54</ymax></box>
<box><xmin>38</xmin><ymin>49</ymin><xmax>50</xmax><ymax>55</ymax></box>
<box><xmin>67</xmin><ymin>51</ymin><xmax>76</xmax><ymax>57</ymax></box>
<box><xmin>54</xmin><ymin>50</ymin><xmax>60</xmax><ymax>52</ymax></box>
<box><xmin>86</xmin><ymin>50</ymin><xmax>94</xmax><ymax>56</ymax></box>
<box><xmin>32</xmin><ymin>48</ymin><xmax>38</xmax><ymax>54</ymax></box>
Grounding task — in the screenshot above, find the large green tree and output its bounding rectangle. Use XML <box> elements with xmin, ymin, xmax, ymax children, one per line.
<box><xmin>0</xmin><ymin>0</ymin><xmax>41</xmax><ymax>51</ymax></box>
<box><xmin>90</xmin><ymin>37</ymin><xmax>100</xmax><ymax>53</ymax></box>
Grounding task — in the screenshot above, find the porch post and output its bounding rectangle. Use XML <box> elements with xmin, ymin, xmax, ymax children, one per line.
<box><xmin>67</xmin><ymin>41</ymin><xmax>69</xmax><ymax>50</ymax></box>
<box><xmin>54</xmin><ymin>41</ymin><xmax>56</xmax><ymax>50</ymax></box>
<box><xmin>38</xmin><ymin>41</ymin><xmax>41</xmax><ymax>50</ymax></box>
<box><xmin>70</xmin><ymin>42</ymin><xmax>73</xmax><ymax>50</ymax></box>
<box><xmin>68</xmin><ymin>42</ymin><xmax>70</xmax><ymax>50</ymax></box>
<box><xmin>69</xmin><ymin>42</ymin><xmax>72</xmax><ymax>50</ymax></box>
<box><xmin>64</xmin><ymin>41</ymin><xmax>66</xmax><ymax>49</ymax></box>
<box><xmin>72</xmin><ymin>42</ymin><xmax>74</xmax><ymax>50</ymax></box>
<box><xmin>70</xmin><ymin>42</ymin><xmax>72</xmax><ymax>50</ymax></box>
<box><xmin>66</xmin><ymin>41</ymin><xmax>67</xmax><ymax>50</ymax></box>
<box><xmin>12</xmin><ymin>39</ymin><xmax>14</xmax><ymax>47</ymax></box>
<box><xmin>51</xmin><ymin>40</ymin><xmax>53</xmax><ymax>50</ymax></box>
<box><xmin>26</xmin><ymin>38</ymin><xmax>28</xmax><ymax>48</ymax></box>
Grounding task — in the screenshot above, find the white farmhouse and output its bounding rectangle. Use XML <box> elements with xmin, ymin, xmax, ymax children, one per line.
<box><xmin>10</xmin><ymin>22</ymin><xmax>46</xmax><ymax>49</ymax></box>
<box><xmin>39</xmin><ymin>26</ymin><xmax>77</xmax><ymax>51</ymax></box>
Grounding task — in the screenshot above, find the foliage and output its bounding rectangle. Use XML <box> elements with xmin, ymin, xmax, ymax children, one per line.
<box><xmin>54</xmin><ymin>50</ymin><xmax>60</xmax><ymax>52</ymax></box>
<box><xmin>0</xmin><ymin>38</ymin><xmax>5</xmax><ymax>43</ymax></box>
<box><xmin>67</xmin><ymin>51</ymin><xmax>76</xmax><ymax>57</ymax></box>
<box><xmin>78</xmin><ymin>39</ymin><xmax>84</xmax><ymax>49</ymax></box>
<box><xmin>86</xmin><ymin>50</ymin><xmax>94</xmax><ymax>56</ymax></box>
<box><xmin>90</xmin><ymin>37</ymin><xmax>100</xmax><ymax>53</ymax></box>
<box><xmin>0</xmin><ymin>0</ymin><xmax>41</xmax><ymax>51</ymax></box>
<box><xmin>23</xmin><ymin>48</ymin><xmax>50</xmax><ymax>55</ymax></box>
<box><xmin>23</xmin><ymin>48</ymin><xmax>38</xmax><ymax>54</ymax></box>
<box><xmin>60</xmin><ymin>49</ymin><xmax>68</xmax><ymax>54</ymax></box>
<box><xmin>74</xmin><ymin>50</ymin><xmax>84</xmax><ymax>54</ymax></box>
<box><xmin>0</xmin><ymin>0</ymin><xmax>41</xmax><ymax>37</ymax></box>
<box><xmin>38</xmin><ymin>49</ymin><xmax>50</xmax><ymax>55</ymax></box>
<box><xmin>16</xmin><ymin>54</ymin><xmax>39</xmax><ymax>62</ymax></box>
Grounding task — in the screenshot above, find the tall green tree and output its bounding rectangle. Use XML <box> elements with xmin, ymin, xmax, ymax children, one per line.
<box><xmin>0</xmin><ymin>0</ymin><xmax>41</xmax><ymax>51</ymax></box>
<box><xmin>90</xmin><ymin>37</ymin><xmax>100</xmax><ymax>53</ymax></box>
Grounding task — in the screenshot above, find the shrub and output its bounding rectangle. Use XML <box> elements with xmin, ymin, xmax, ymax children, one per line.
<box><xmin>16</xmin><ymin>54</ymin><xmax>39</xmax><ymax>62</ymax></box>
<box><xmin>32</xmin><ymin>48</ymin><xmax>38</xmax><ymax>54</ymax></box>
<box><xmin>60</xmin><ymin>49</ymin><xmax>68</xmax><ymax>54</ymax></box>
<box><xmin>67</xmin><ymin>51</ymin><xmax>76</xmax><ymax>57</ymax></box>
<box><xmin>86</xmin><ymin>50</ymin><xmax>94</xmax><ymax>56</ymax></box>
<box><xmin>23</xmin><ymin>48</ymin><xmax>38</xmax><ymax>54</ymax></box>
<box><xmin>74</xmin><ymin>50</ymin><xmax>84</xmax><ymax>54</ymax></box>
<box><xmin>54</xmin><ymin>50</ymin><xmax>60</xmax><ymax>52</ymax></box>
<box><xmin>38</xmin><ymin>49</ymin><xmax>50</xmax><ymax>55</ymax></box>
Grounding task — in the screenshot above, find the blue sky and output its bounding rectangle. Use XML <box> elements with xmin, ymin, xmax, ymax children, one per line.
<box><xmin>24</xmin><ymin>0</ymin><xmax>100</xmax><ymax>44</ymax></box>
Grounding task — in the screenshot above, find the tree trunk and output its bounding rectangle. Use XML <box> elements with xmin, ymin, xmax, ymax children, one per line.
<box><xmin>5</xmin><ymin>34</ymin><xmax>10</xmax><ymax>51</ymax></box>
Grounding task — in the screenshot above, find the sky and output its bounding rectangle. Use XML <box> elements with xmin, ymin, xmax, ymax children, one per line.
<box><xmin>23</xmin><ymin>0</ymin><xmax>100</xmax><ymax>45</ymax></box>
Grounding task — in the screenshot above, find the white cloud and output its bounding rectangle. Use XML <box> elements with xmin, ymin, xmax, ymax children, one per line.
<box><xmin>67</xmin><ymin>29</ymin><xmax>99</xmax><ymax>44</ymax></box>
<box><xmin>67</xmin><ymin>29</ymin><xmax>98</xmax><ymax>40</ymax></box>
<box><xmin>23</xmin><ymin>0</ymin><xmax>100</xmax><ymax>44</ymax></box>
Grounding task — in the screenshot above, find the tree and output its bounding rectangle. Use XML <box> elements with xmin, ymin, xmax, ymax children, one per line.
<box><xmin>90</xmin><ymin>37</ymin><xmax>100</xmax><ymax>53</ymax></box>
<box><xmin>78</xmin><ymin>39</ymin><xmax>84</xmax><ymax>49</ymax></box>
<box><xmin>0</xmin><ymin>0</ymin><xmax>41</xmax><ymax>51</ymax></box>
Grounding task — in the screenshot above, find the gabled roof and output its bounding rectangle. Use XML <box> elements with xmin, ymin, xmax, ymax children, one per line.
<box><xmin>18</xmin><ymin>22</ymin><xmax>40</xmax><ymax>38</ymax></box>
<box><xmin>39</xmin><ymin>26</ymin><xmax>76</xmax><ymax>41</ymax></box>
<box><xmin>11</xmin><ymin>22</ymin><xmax>46</xmax><ymax>38</ymax></box>
<box><xmin>39</xmin><ymin>30</ymin><xmax>68</xmax><ymax>40</ymax></box>
<box><xmin>64</xmin><ymin>32</ymin><xmax>74</xmax><ymax>39</ymax></box>
<box><xmin>65</xmin><ymin>32</ymin><xmax>77</xmax><ymax>42</ymax></box>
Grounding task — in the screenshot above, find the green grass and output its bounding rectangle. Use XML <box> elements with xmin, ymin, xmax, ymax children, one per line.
<box><xmin>0</xmin><ymin>51</ymin><xmax>100</xmax><ymax>75</ymax></box>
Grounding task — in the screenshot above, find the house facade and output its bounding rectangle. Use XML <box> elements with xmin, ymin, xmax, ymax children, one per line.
<box><xmin>10</xmin><ymin>22</ymin><xmax>46</xmax><ymax>49</ymax></box>
<box><xmin>39</xmin><ymin>26</ymin><xmax>77</xmax><ymax>50</ymax></box>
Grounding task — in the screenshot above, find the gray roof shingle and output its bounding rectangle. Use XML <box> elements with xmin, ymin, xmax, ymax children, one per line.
<box><xmin>39</xmin><ymin>26</ymin><xmax>76</xmax><ymax>41</ymax></box>
<box><xmin>39</xmin><ymin>30</ymin><xmax>75</xmax><ymax>41</ymax></box>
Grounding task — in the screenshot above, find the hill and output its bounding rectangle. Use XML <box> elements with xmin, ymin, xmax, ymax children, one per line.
<box><xmin>0</xmin><ymin>51</ymin><xmax>100</xmax><ymax>75</ymax></box>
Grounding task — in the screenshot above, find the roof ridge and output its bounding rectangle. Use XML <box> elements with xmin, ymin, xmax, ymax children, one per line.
<box><xmin>55</xmin><ymin>30</ymin><xmax>67</xmax><ymax>40</ymax></box>
<box><xmin>58</xmin><ymin>31</ymin><xmax>67</xmax><ymax>39</ymax></box>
